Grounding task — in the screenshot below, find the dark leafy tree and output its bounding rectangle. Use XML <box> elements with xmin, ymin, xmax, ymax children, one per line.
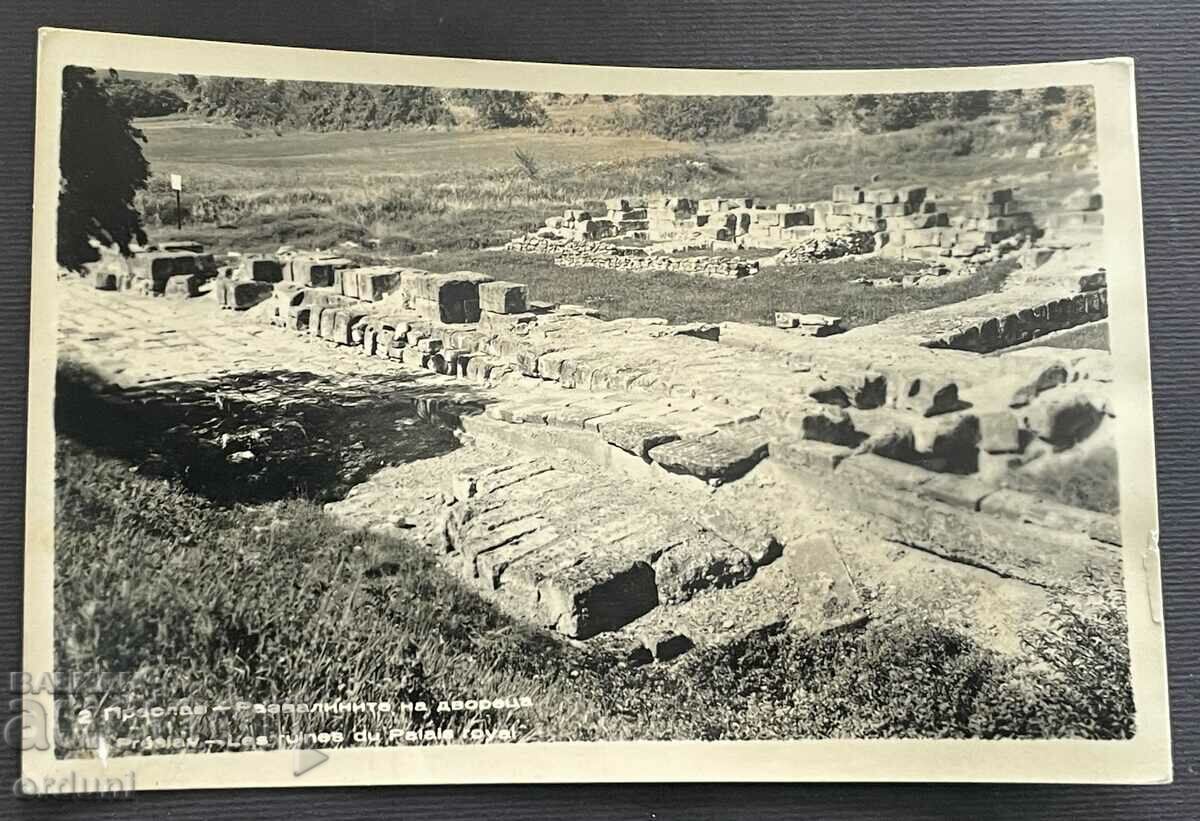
<box><xmin>58</xmin><ymin>67</ymin><xmax>150</xmax><ymax>270</ymax></box>
<box><xmin>101</xmin><ymin>76</ymin><xmax>188</xmax><ymax>118</ymax></box>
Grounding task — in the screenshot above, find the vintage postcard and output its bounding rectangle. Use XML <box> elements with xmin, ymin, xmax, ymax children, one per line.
<box><xmin>20</xmin><ymin>28</ymin><xmax>1169</xmax><ymax>791</ymax></box>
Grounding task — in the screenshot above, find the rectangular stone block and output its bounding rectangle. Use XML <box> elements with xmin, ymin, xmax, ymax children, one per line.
<box><xmin>342</xmin><ymin>266</ymin><xmax>403</xmax><ymax>302</ymax></box>
<box><xmin>539</xmin><ymin>556</ymin><xmax>659</xmax><ymax>638</ymax></box>
<box><xmin>844</xmin><ymin>482</ymin><xmax>1115</xmax><ymax>588</ymax></box>
<box><xmin>291</xmin><ymin>256</ymin><xmax>352</xmax><ymax>288</ymax></box>
<box><xmin>979</xmin><ymin>411</ymin><xmax>1023</xmax><ymax>454</ymax></box>
<box><xmin>1063</xmin><ymin>192</ymin><xmax>1103</xmax><ymax>211</ymax></box>
<box><xmin>597</xmin><ymin>417</ymin><xmax>681</xmax><ymax>458</ymax></box>
<box><xmin>227</xmin><ymin>281</ymin><xmax>273</xmax><ymax>310</ymax></box>
<box><xmin>877</xmin><ymin>202</ymin><xmax>913</xmax><ymax>218</ymax></box>
<box><xmin>317</xmin><ymin>307</ymin><xmax>339</xmax><ymax>339</ymax></box>
<box><xmin>917</xmin><ymin>474</ymin><xmax>997</xmax><ymax>511</ymax></box>
<box><xmin>863</xmin><ymin>188</ymin><xmax>899</xmax><ymax>204</ymax></box>
<box><xmin>977</xmin><ymin>188</ymin><xmax>1014</xmax><ymax>204</ymax></box>
<box><xmin>770</xmin><ymin>438</ymin><xmax>852</xmax><ymax>474</ymax></box>
<box><xmin>330</xmin><ymin>310</ymin><xmax>367</xmax><ymax>345</ymax></box>
<box><xmin>163</xmin><ymin>273</ymin><xmax>200</xmax><ymax>298</ymax></box>
<box><xmin>408</xmin><ymin>271</ymin><xmax>493</xmax><ymax>324</ymax></box>
<box><xmin>237</xmin><ymin>255</ymin><xmax>281</xmax><ymax>284</ymax></box>
<box><xmin>831</xmin><ymin>184</ymin><xmax>863</xmax><ymax>203</ymax></box>
<box><xmin>839</xmin><ymin>453</ymin><xmax>934</xmax><ymax>492</ymax></box>
<box><xmin>962</xmin><ymin>203</ymin><xmax>1005</xmax><ymax>219</ymax></box>
<box><xmin>92</xmin><ymin>270</ymin><xmax>118</xmax><ymax>291</ymax></box>
<box><xmin>647</xmin><ymin>434</ymin><xmax>768</xmax><ymax>482</ymax></box>
<box><xmin>478</xmin><ymin>281</ymin><xmax>529</xmax><ymax>314</ymax></box>
<box><xmin>698</xmin><ymin>504</ymin><xmax>780</xmax><ymax>566</ymax></box>
<box><xmin>979</xmin><ymin>489</ymin><xmax>1118</xmax><ymax>543</ymax></box>
<box><xmin>903</xmin><ymin>227</ymin><xmax>947</xmax><ymax>247</ymax></box>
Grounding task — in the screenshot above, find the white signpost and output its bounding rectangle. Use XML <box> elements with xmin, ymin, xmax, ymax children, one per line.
<box><xmin>170</xmin><ymin>174</ymin><xmax>183</xmax><ymax>229</ymax></box>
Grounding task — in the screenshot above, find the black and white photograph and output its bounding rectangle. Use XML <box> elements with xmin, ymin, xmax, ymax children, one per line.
<box><xmin>21</xmin><ymin>29</ymin><xmax>1169</xmax><ymax>789</ymax></box>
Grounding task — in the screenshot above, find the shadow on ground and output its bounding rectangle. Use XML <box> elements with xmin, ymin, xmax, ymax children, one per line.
<box><xmin>55</xmin><ymin>360</ymin><xmax>492</xmax><ymax>504</ymax></box>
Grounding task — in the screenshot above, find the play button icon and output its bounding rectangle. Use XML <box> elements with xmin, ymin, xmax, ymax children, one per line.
<box><xmin>293</xmin><ymin>747</ymin><xmax>329</xmax><ymax>777</ymax></box>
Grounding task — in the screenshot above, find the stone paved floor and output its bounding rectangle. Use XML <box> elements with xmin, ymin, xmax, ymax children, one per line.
<box><xmin>55</xmin><ymin>278</ymin><xmax>1062</xmax><ymax>654</ymax></box>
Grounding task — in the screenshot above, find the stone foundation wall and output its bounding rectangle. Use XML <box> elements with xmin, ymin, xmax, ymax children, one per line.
<box><xmin>925</xmin><ymin>279</ymin><xmax>1109</xmax><ymax>353</ymax></box>
<box><xmin>505</xmin><ymin>233</ymin><xmax>759</xmax><ymax>279</ymax></box>
<box><xmin>529</xmin><ymin>182</ymin><xmax>1104</xmax><ymax>269</ymax></box>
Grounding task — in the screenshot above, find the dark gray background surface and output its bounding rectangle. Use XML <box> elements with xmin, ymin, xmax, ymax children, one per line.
<box><xmin>0</xmin><ymin>1</ymin><xmax>1195</xmax><ymax>817</ymax></box>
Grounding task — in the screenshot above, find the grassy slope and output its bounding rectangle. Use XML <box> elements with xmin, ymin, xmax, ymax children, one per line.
<box><xmin>55</xmin><ymin>432</ymin><xmax>1134</xmax><ymax>749</ymax></box>
<box><xmin>139</xmin><ymin>107</ymin><xmax>1094</xmax><ymax>258</ymax></box>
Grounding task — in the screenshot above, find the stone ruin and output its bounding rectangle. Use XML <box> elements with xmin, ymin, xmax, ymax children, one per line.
<box><xmin>78</xmin><ymin>179</ymin><xmax>1116</xmax><ymax>660</ymax></box>
<box><xmin>504</xmin><ymin>183</ymin><xmax>1104</xmax><ymax>287</ymax></box>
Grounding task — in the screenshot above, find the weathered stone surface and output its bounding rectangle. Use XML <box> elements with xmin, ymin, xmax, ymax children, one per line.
<box><xmin>786</xmin><ymin>404</ymin><xmax>859</xmax><ymax>445</ymax></box>
<box><xmin>978</xmin><ymin>411</ymin><xmax>1023</xmax><ymax>454</ymax></box>
<box><xmin>1008</xmin><ymin>365</ymin><xmax>1069</xmax><ymax>407</ymax></box>
<box><xmin>809</xmin><ymin>369</ymin><xmax>887</xmax><ymax>409</ymax></box>
<box><xmin>649</xmin><ymin>322</ymin><xmax>721</xmax><ymax>342</ymax></box>
<box><xmin>911</xmin><ymin>412</ymin><xmax>979</xmax><ymax>463</ymax></box>
<box><xmin>330</xmin><ymin>310</ymin><xmax>367</xmax><ymax>345</ymax></box>
<box><xmin>347</xmin><ymin>266</ymin><xmax>403</xmax><ymax>302</ymax></box>
<box><xmin>896</xmin><ymin>375</ymin><xmax>960</xmax><ymax>417</ymax></box>
<box><xmin>237</xmin><ymin>255</ymin><xmax>283</xmax><ymax>284</ymax></box>
<box><xmin>770</xmin><ymin>439</ymin><xmax>852</xmax><ymax>474</ymax></box>
<box><xmin>653</xmin><ymin>534</ymin><xmax>755</xmax><ymax>605</ymax></box>
<box><xmin>839</xmin><ymin>453</ymin><xmax>934</xmax><ymax>492</ymax></box>
<box><xmin>545</xmin><ymin>400</ymin><xmax>628</xmax><ymax>431</ymax></box>
<box><xmin>221</xmin><ymin>280</ymin><xmax>273</xmax><ymax>310</ymax></box>
<box><xmin>917</xmin><ymin>473</ymin><xmax>996</xmax><ymax>511</ymax></box>
<box><xmin>1078</xmin><ymin>270</ymin><xmax>1107</xmax><ymax>292</ymax></box>
<box><xmin>979</xmin><ymin>489</ymin><xmax>1117</xmax><ymax>541</ymax></box>
<box><xmin>698</xmin><ymin>504</ymin><xmax>781</xmax><ymax>566</ymax></box>
<box><xmin>405</xmin><ymin>270</ymin><xmax>493</xmax><ymax>324</ymax></box>
<box><xmin>317</xmin><ymin>306</ymin><xmax>339</xmax><ymax>339</ymax></box>
<box><xmin>846</xmin><ymin>480</ymin><xmax>1118</xmax><ymax>589</ymax></box>
<box><xmin>597</xmin><ymin>417</ymin><xmax>680</xmax><ymax>457</ymax></box>
<box><xmin>163</xmin><ymin>274</ymin><xmax>200</xmax><ymax>298</ymax></box>
<box><xmin>540</xmin><ymin>556</ymin><xmax>659</xmax><ymax>639</ymax></box>
<box><xmin>784</xmin><ymin>534</ymin><xmax>865</xmax><ymax>633</ymax></box>
<box><xmin>775</xmin><ymin>312</ymin><xmax>846</xmax><ymax>336</ymax></box>
<box><xmin>478</xmin><ymin>281</ymin><xmax>529</xmax><ymax>314</ymax></box>
<box><xmin>647</xmin><ymin>434</ymin><xmax>768</xmax><ymax>482</ymax></box>
<box><xmin>1022</xmin><ymin>385</ymin><xmax>1106</xmax><ymax>448</ymax></box>
<box><xmin>290</xmin><ymin>255</ymin><xmax>351</xmax><ymax>288</ymax></box>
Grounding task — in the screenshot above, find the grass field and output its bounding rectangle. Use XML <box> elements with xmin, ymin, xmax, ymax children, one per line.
<box><xmin>138</xmin><ymin>107</ymin><xmax>1095</xmax><ymax>259</ymax></box>
<box><xmin>406</xmin><ymin>249</ymin><xmax>1013</xmax><ymax>328</ymax></box>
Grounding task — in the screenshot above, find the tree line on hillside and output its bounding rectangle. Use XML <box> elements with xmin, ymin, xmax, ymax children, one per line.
<box><xmin>57</xmin><ymin>65</ymin><xmax>1097</xmax><ymax>272</ymax></box>
<box><xmin>103</xmin><ymin>72</ymin><xmax>551</xmax><ymax>131</ymax></box>
<box><xmin>810</xmin><ymin>87</ymin><xmax>1095</xmax><ymax>138</ymax></box>
<box><xmin>99</xmin><ymin>70</ymin><xmax>1094</xmax><ymax>144</ymax></box>
<box><xmin>625</xmin><ymin>87</ymin><xmax>1094</xmax><ymax>141</ymax></box>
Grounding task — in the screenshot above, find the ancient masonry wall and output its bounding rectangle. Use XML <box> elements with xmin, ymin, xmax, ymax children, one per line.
<box><xmin>508</xmin><ymin>185</ymin><xmax>1104</xmax><ymax>273</ymax></box>
<box><xmin>504</xmin><ymin>233</ymin><xmax>759</xmax><ymax>279</ymax></box>
<box><xmin>82</xmin><ymin>248</ymin><xmax>1121</xmax><ymax>640</ymax></box>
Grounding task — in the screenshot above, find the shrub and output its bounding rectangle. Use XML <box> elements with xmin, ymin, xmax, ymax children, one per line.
<box><xmin>632</xmin><ymin>94</ymin><xmax>773</xmax><ymax>141</ymax></box>
<box><xmin>971</xmin><ymin>589</ymin><xmax>1134</xmax><ymax>739</ymax></box>
<box><xmin>453</xmin><ymin>89</ymin><xmax>548</xmax><ymax>128</ymax></box>
<box><xmin>191</xmin><ymin>78</ymin><xmax>454</xmax><ymax>131</ymax></box>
